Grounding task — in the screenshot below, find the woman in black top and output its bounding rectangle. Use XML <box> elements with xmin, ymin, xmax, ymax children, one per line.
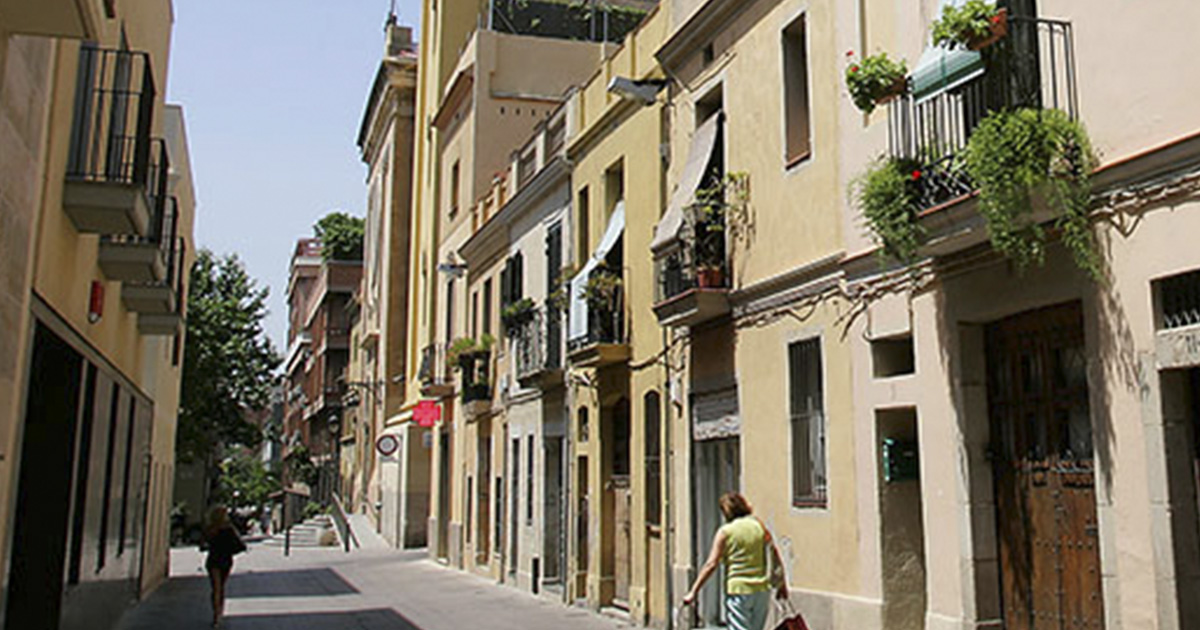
<box><xmin>202</xmin><ymin>506</ymin><xmax>245</xmax><ymax>628</ymax></box>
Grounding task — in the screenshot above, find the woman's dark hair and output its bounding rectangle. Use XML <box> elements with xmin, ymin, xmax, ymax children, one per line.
<box><xmin>719</xmin><ymin>492</ymin><xmax>753</xmax><ymax>520</ymax></box>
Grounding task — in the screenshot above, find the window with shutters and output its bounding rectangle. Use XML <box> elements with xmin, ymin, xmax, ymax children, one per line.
<box><xmin>782</xmin><ymin>15</ymin><xmax>812</xmax><ymax>167</ymax></box>
<box><xmin>483</xmin><ymin>279</ymin><xmax>493</xmax><ymax>336</ymax></box>
<box><xmin>789</xmin><ymin>337</ymin><xmax>826</xmax><ymax>507</ymax></box>
<box><xmin>644</xmin><ymin>391</ymin><xmax>662</xmax><ymax>526</ymax></box>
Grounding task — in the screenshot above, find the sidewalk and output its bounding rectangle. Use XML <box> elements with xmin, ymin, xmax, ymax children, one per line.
<box><xmin>116</xmin><ymin>543</ymin><xmax>637</xmax><ymax>630</ymax></box>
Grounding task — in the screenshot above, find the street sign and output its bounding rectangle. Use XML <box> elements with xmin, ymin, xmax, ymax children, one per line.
<box><xmin>376</xmin><ymin>434</ymin><xmax>400</xmax><ymax>457</ymax></box>
<box><xmin>414</xmin><ymin>400</ymin><xmax>442</xmax><ymax>428</ymax></box>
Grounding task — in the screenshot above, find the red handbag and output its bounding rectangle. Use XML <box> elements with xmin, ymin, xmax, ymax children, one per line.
<box><xmin>773</xmin><ymin>599</ymin><xmax>810</xmax><ymax>630</ymax></box>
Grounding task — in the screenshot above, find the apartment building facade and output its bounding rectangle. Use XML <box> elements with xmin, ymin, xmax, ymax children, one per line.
<box><xmin>0</xmin><ymin>2</ymin><xmax>196</xmax><ymax>628</ymax></box>
<box><xmin>283</xmin><ymin>239</ymin><xmax>362</xmax><ymax>503</ymax></box>
<box><xmin>377</xmin><ymin>1</ymin><xmax>1200</xmax><ymax>629</ymax></box>
<box><xmin>354</xmin><ymin>18</ymin><xmax>423</xmax><ymax>548</ymax></box>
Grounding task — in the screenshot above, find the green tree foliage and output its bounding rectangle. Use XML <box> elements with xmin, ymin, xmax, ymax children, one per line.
<box><xmin>178</xmin><ymin>250</ymin><xmax>281</xmax><ymax>464</ymax></box>
<box><xmin>314</xmin><ymin>211</ymin><xmax>365</xmax><ymax>261</ymax></box>
<box><xmin>215</xmin><ymin>450</ymin><xmax>280</xmax><ymax>511</ymax></box>
<box><xmin>284</xmin><ymin>444</ymin><xmax>320</xmax><ymax>488</ymax></box>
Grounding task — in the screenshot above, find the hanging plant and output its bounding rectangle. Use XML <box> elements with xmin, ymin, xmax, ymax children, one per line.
<box><xmin>582</xmin><ymin>264</ymin><xmax>622</xmax><ymax>310</ymax></box>
<box><xmin>845</xmin><ymin>51</ymin><xmax>908</xmax><ymax>114</ymax></box>
<box><xmin>962</xmin><ymin>108</ymin><xmax>1099</xmax><ymax>277</ymax></box>
<box><xmin>853</xmin><ymin>156</ymin><xmax>925</xmax><ymax>264</ymax></box>
<box><xmin>501</xmin><ymin>298</ymin><xmax>536</xmax><ymax>334</ymax></box>
<box><xmin>931</xmin><ymin>0</ymin><xmax>1008</xmax><ymax>50</ymax></box>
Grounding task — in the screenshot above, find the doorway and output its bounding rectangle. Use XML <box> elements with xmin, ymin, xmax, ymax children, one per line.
<box><xmin>6</xmin><ymin>324</ymin><xmax>84</xmax><ymax>629</ymax></box>
<box><xmin>543</xmin><ymin>436</ymin><xmax>565</xmax><ymax>588</ymax></box>
<box><xmin>691</xmin><ymin>436</ymin><xmax>740</xmax><ymax>627</ymax></box>
<box><xmin>986</xmin><ymin>301</ymin><xmax>1104</xmax><ymax>630</ymax></box>
<box><xmin>437</xmin><ymin>429</ymin><xmax>452</xmax><ymax>560</ymax></box>
<box><xmin>608</xmin><ymin>398</ymin><xmax>632</xmax><ymax>608</ymax></box>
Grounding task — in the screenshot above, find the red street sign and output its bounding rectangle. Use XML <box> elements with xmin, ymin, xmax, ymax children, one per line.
<box><xmin>414</xmin><ymin>400</ymin><xmax>441</xmax><ymax>428</ymax></box>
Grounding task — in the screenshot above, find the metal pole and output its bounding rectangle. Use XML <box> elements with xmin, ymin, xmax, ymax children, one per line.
<box><xmin>284</xmin><ymin>496</ymin><xmax>292</xmax><ymax>557</ymax></box>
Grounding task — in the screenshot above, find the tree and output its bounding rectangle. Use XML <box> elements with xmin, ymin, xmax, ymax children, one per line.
<box><xmin>177</xmin><ymin>250</ymin><xmax>281</xmax><ymax>466</ymax></box>
<box><xmin>314</xmin><ymin>211</ymin><xmax>365</xmax><ymax>261</ymax></box>
<box><xmin>214</xmin><ymin>450</ymin><xmax>280</xmax><ymax>512</ymax></box>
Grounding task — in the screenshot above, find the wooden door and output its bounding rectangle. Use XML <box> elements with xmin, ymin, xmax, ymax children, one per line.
<box><xmin>986</xmin><ymin>302</ymin><xmax>1103</xmax><ymax>630</ymax></box>
<box><xmin>613</xmin><ymin>478</ymin><xmax>632</xmax><ymax>606</ymax></box>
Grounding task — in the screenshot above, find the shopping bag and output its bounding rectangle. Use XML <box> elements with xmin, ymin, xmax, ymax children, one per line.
<box><xmin>772</xmin><ymin>599</ymin><xmax>810</xmax><ymax>630</ymax></box>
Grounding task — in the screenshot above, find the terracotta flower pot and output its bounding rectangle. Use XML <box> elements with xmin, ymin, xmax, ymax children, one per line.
<box><xmin>968</xmin><ymin>8</ymin><xmax>1008</xmax><ymax>51</ymax></box>
<box><xmin>876</xmin><ymin>76</ymin><xmax>908</xmax><ymax>106</ymax></box>
<box><xmin>697</xmin><ymin>268</ymin><xmax>725</xmax><ymax>288</ymax></box>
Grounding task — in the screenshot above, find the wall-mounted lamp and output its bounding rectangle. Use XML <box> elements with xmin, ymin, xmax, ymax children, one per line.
<box><xmin>607</xmin><ymin>77</ymin><xmax>668</xmax><ymax>105</ymax></box>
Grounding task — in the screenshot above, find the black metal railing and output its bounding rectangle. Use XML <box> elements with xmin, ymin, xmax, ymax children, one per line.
<box><xmin>569</xmin><ymin>285</ymin><xmax>626</xmax><ymax>352</ymax></box>
<box><xmin>459</xmin><ymin>351</ymin><xmax>492</xmax><ymax>403</ymax></box>
<box><xmin>656</xmin><ymin>208</ymin><xmax>729</xmax><ymax>304</ymax></box>
<box><xmin>67</xmin><ymin>46</ymin><xmax>156</xmax><ymax>187</ymax></box>
<box><xmin>887</xmin><ymin>16</ymin><xmax>1077</xmax><ymax>210</ymax></box>
<box><xmin>514</xmin><ymin>308</ymin><xmax>549</xmax><ymax>380</ymax></box>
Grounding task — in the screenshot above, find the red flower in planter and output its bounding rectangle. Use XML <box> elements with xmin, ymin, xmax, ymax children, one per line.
<box><xmin>846</xmin><ymin>49</ymin><xmax>855</xmax><ymax>57</ymax></box>
<box><xmin>991</xmin><ymin>14</ymin><xmax>1003</xmax><ymax>24</ymax></box>
<box><xmin>850</xmin><ymin>65</ymin><xmax>859</xmax><ymax>73</ymax></box>
<box><xmin>912</xmin><ymin>170</ymin><xmax>922</xmax><ymax>180</ymax></box>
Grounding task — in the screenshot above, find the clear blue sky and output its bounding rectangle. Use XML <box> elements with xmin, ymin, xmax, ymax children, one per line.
<box><xmin>167</xmin><ymin>0</ymin><xmax>422</xmax><ymax>353</ymax></box>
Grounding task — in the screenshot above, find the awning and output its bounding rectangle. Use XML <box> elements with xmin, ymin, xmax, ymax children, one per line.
<box><xmin>910</xmin><ymin>46</ymin><xmax>983</xmax><ymax>102</ymax></box>
<box><xmin>569</xmin><ymin>202</ymin><xmax>625</xmax><ymax>341</ymax></box>
<box><xmin>650</xmin><ymin>113</ymin><xmax>722</xmax><ymax>253</ymax></box>
<box><xmin>912</xmin><ymin>0</ymin><xmax>983</xmax><ymax>102</ymax></box>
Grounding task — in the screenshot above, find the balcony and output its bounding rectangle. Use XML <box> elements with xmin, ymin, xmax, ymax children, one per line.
<box><xmin>652</xmin><ymin>207</ymin><xmax>731</xmax><ymax>328</ymax></box>
<box><xmin>0</xmin><ymin>0</ymin><xmax>106</xmax><ymax>39</ymax></box>
<box><xmin>63</xmin><ymin>46</ymin><xmax>160</xmax><ymax>236</ymax></box>
<box><xmin>98</xmin><ymin>186</ymin><xmax>175</xmax><ymax>283</ymax></box>
<box><xmin>127</xmin><ymin>236</ymin><xmax>186</xmax><ymax>336</ymax></box>
<box><xmin>567</xmin><ymin>281</ymin><xmax>629</xmax><ymax>368</ymax></box>
<box><xmin>418</xmin><ymin>343</ymin><xmax>455</xmax><ymax>398</ymax></box>
<box><xmin>458</xmin><ymin>351</ymin><xmax>494</xmax><ymax>419</ymax></box>
<box><xmin>513</xmin><ymin>306</ymin><xmax>564</xmax><ymax>387</ymax></box>
<box><xmin>887</xmin><ymin>16</ymin><xmax>1077</xmax><ymax>213</ymax></box>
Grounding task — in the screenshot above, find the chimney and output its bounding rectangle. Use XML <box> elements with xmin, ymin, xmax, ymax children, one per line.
<box><xmin>386</xmin><ymin>24</ymin><xmax>414</xmax><ymax>57</ymax></box>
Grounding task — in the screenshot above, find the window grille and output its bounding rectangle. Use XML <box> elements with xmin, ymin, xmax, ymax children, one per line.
<box><xmin>1161</xmin><ymin>270</ymin><xmax>1200</xmax><ymax>330</ymax></box>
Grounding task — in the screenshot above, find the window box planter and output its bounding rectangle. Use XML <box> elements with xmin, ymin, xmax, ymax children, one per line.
<box><xmin>968</xmin><ymin>8</ymin><xmax>1008</xmax><ymax>51</ymax></box>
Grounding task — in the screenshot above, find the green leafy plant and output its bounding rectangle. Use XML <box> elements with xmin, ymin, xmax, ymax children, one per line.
<box><xmin>845</xmin><ymin>51</ymin><xmax>908</xmax><ymax>114</ymax></box>
<box><xmin>931</xmin><ymin>0</ymin><xmax>1005</xmax><ymax>50</ymax></box>
<box><xmin>501</xmin><ymin>298</ymin><xmax>536</xmax><ymax>333</ymax></box>
<box><xmin>582</xmin><ymin>265</ymin><xmax>622</xmax><ymax>310</ymax></box>
<box><xmin>313</xmin><ymin>212</ymin><xmax>365</xmax><ymax>261</ymax></box>
<box><xmin>854</xmin><ymin>157</ymin><xmax>926</xmax><ymax>264</ymax></box>
<box><xmin>448</xmin><ymin>337</ymin><xmax>478</xmax><ymax>367</ymax></box>
<box><xmin>962</xmin><ymin>108</ymin><xmax>1099</xmax><ymax>277</ymax></box>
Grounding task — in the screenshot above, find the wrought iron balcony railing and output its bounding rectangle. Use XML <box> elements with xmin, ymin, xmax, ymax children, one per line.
<box><xmin>513</xmin><ymin>306</ymin><xmax>563</xmax><ymax>381</ymax></box>
<box><xmin>887</xmin><ymin>16</ymin><xmax>1077</xmax><ymax>210</ymax></box>
<box><xmin>67</xmin><ymin>46</ymin><xmax>157</xmax><ymax>187</ymax></box>
<box><xmin>568</xmin><ymin>286</ymin><xmax>626</xmax><ymax>352</ymax></box>
<box><xmin>656</xmin><ymin>205</ymin><xmax>729</xmax><ymax>305</ymax></box>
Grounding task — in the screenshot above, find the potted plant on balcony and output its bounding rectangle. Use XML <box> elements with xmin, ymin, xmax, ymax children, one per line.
<box><xmin>962</xmin><ymin>107</ymin><xmax>1099</xmax><ymax>277</ymax></box>
<box><xmin>448</xmin><ymin>337</ymin><xmax>477</xmax><ymax>370</ymax></box>
<box><xmin>501</xmin><ymin>297</ymin><xmax>536</xmax><ymax>335</ymax></box>
<box><xmin>845</xmin><ymin>51</ymin><xmax>908</xmax><ymax>114</ymax></box>
<box><xmin>931</xmin><ymin>0</ymin><xmax>1008</xmax><ymax>51</ymax></box>
<box><xmin>583</xmin><ymin>264</ymin><xmax>622</xmax><ymax>311</ymax></box>
<box><xmin>854</xmin><ymin>156</ymin><xmax>926</xmax><ymax>264</ymax></box>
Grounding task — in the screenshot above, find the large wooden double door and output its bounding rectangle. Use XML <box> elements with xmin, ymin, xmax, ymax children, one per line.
<box><xmin>986</xmin><ymin>302</ymin><xmax>1104</xmax><ymax>630</ymax></box>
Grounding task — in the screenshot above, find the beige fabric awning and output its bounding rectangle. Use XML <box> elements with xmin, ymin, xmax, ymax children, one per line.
<box><xmin>651</xmin><ymin>113</ymin><xmax>721</xmax><ymax>253</ymax></box>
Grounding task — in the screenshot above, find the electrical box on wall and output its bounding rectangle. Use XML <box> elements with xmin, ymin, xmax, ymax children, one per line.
<box><xmin>882</xmin><ymin>438</ymin><xmax>919</xmax><ymax>483</ymax></box>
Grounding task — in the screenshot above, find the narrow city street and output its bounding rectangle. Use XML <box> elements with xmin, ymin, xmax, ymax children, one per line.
<box><xmin>117</xmin><ymin>543</ymin><xmax>637</xmax><ymax>630</ymax></box>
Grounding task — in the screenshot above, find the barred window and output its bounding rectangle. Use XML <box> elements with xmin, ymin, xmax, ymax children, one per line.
<box><xmin>789</xmin><ymin>337</ymin><xmax>826</xmax><ymax>506</ymax></box>
<box><xmin>644</xmin><ymin>391</ymin><xmax>662</xmax><ymax>526</ymax></box>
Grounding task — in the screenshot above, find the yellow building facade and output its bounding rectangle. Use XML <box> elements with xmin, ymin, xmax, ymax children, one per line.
<box><xmin>0</xmin><ymin>2</ymin><xmax>195</xmax><ymax>628</ymax></box>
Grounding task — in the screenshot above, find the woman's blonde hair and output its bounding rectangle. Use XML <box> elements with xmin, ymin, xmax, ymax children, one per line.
<box><xmin>205</xmin><ymin>505</ymin><xmax>230</xmax><ymax>537</ymax></box>
<box><xmin>718</xmin><ymin>492</ymin><xmax>753</xmax><ymax>521</ymax></box>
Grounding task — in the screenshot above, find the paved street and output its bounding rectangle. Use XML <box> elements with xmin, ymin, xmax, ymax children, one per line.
<box><xmin>116</xmin><ymin>543</ymin><xmax>637</xmax><ymax>630</ymax></box>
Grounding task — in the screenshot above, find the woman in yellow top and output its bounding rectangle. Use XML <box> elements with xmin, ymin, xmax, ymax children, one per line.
<box><xmin>683</xmin><ymin>492</ymin><xmax>788</xmax><ymax>630</ymax></box>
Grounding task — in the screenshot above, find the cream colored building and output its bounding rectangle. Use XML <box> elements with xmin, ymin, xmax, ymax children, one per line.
<box><xmin>0</xmin><ymin>2</ymin><xmax>195</xmax><ymax>628</ymax></box>
<box><xmin>413</xmin><ymin>5</ymin><xmax>635</xmax><ymax>576</ymax></box>
<box><xmin>354</xmin><ymin>18</ymin><xmax>424</xmax><ymax>549</ymax></box>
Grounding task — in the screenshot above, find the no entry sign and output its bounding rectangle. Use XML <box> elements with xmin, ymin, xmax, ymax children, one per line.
<box><xmin>414</xmin><ymin>400</ymin><xmax>442</xmax><ymax>428</ymax></box>
<box><xmin>376</xmin><ymin>434</ymin><xmax>400</xmax><ymax>457</ymax></box>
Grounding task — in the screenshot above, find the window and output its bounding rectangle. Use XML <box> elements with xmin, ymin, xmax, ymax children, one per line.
<box><xmin>783</xmin><ymin>15</ymin><xmax>812</xmax><ymax>166</ymax></box>
<box><xmin>483</xmin><ymin>279</ymin><xmax>493</xmax><ymax>336</ymax></box>
<box><xmin>605</xmin><ymin>160</ymin><xmax>625</xmax><ymax>216</ymax></box>
<box><xmin>445</xmin><ymin>279</ymin><xmax>456</xmax><ymax>347</ymax></box>
<box><xmin>526</xmin><ymin>435</ymin><xmax>535</xmax><ymax>523</ymax></box>
<box><xmin>471</xmin><ymin>291</ymin><xmax>479</xmax><ymax>339</ymax></box>
<box><xmin>577</xmin><ymin>187</ymin><xmax>590</xmax><ymax>259</ymax></box>
<box><xmin>644</xmin><ymin>391</ymin><xmax>662</xmax><ymax>526</ymax></box>
<box><xmin>118</xmin><ymin>399</ymin><xmax>137</xmax><ymax>556</ymax></box>
<box><xmin>98</xmin><ymin>384</ymin><xmax>121</xmax><ymax>570</ymax></box>
<box><xmin>466</xmin><ymin>476</ymin><xmax>473</xmax><ymax>543</ymax></box>
<box><xmin>449</xmin><ymin>160</ymin><xmax>461</xmax><ymax>217</ymax></box>
<box><xmin>578</xmin><ymin>407</ymin><xmax>589</xmax><ymax>442</ymax></box>
<box><xmin>789</xmin><ymin>337</ymin><xmax>826</xmax><ymax>506</ymax></box>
